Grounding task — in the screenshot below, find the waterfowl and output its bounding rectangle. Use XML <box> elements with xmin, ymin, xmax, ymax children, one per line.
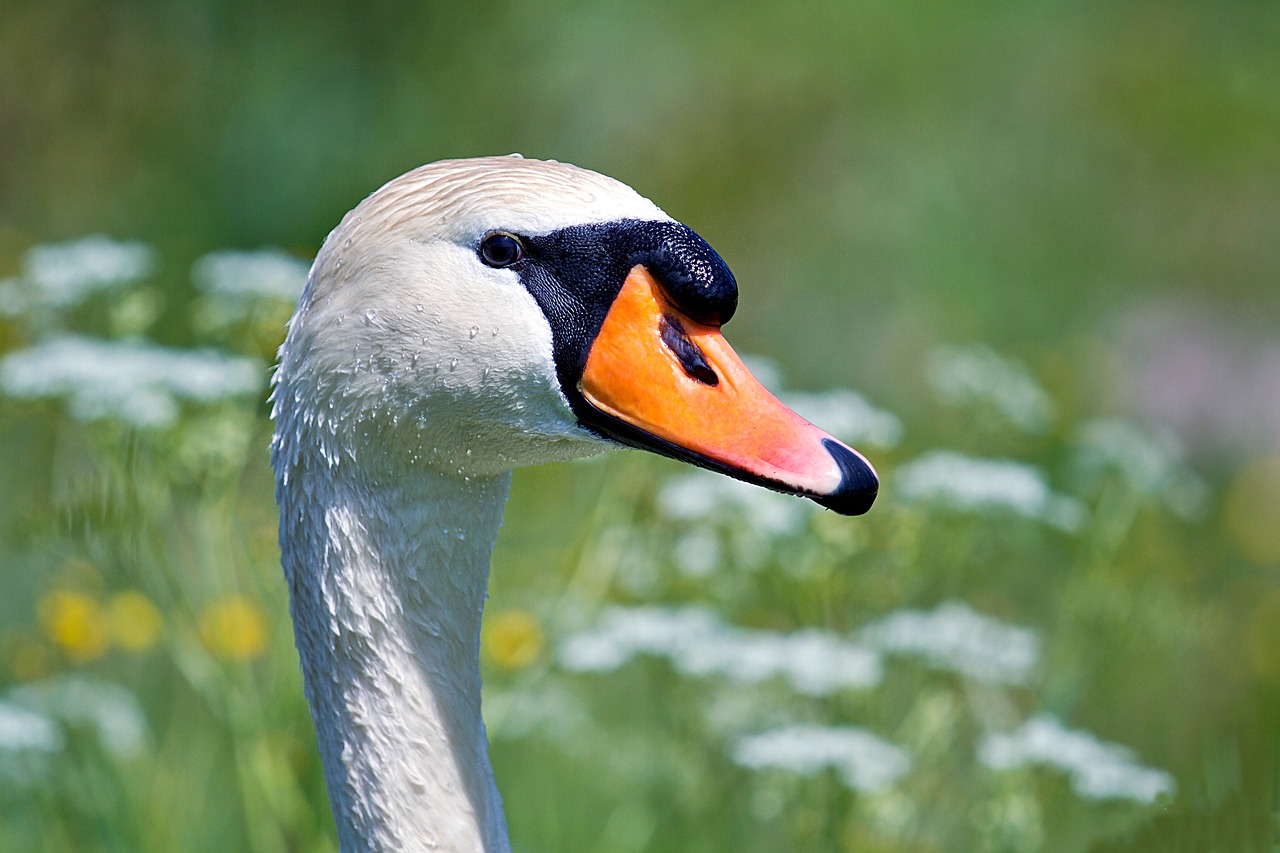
<box><xmin>271</xmin><ymin>155</ymin><xmax>877</xmax><ymax>852</ymax></box>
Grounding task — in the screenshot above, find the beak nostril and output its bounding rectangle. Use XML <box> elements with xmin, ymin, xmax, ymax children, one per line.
<box><xmin>659</xmin><ymin>314</ymin><xmax>719</xmax><ymax>386</ymax></box>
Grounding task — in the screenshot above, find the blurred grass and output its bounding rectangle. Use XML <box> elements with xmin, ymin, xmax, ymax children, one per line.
<box><xmin>1</xmin><ymin>0</ymin><xmax>1278</xmax><ymax>851</ymax></box>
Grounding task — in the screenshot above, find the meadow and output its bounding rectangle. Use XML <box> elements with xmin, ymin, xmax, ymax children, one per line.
<box><xmin>1</xmin><ymin>1</ymin><xmax>1278</xmax><ymax>851</ymax></box>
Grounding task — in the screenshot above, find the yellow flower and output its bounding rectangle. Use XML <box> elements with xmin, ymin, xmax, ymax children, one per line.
<box><xmin>483</xmin><ymin>610</ymin><xmax>544</xmax><ymax>670</ymax></box>
<box><xmin>37</xmin><ymin>590</ymin><xmax>109</xmax><ymax>663</ymax></box>
<box><xmin>107</xmin><ymin>591</ymin><xmax>164</xmax><ymax>651</ymax></box>
<box><xmin>200</xmin><ymin>597</ymin><xmax>268</xmax><ymax>661</ymax></box>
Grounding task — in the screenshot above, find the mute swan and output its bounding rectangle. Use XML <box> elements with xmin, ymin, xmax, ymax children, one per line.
<box><xmin>271</xmin><ymin>156</ymin><xmax>877</xmax><ymax>852</ymax></box>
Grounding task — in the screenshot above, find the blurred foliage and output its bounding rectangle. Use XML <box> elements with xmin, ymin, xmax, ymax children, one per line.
<box><xmin>1</xmin><ymin>0</ymin><xmax>1278</xmax><ymax>851</ymax></box>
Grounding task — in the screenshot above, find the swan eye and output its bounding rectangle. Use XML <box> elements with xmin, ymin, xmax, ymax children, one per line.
<box><xmin>479</xmin><ymin>233</ymin><xmax>524</xmax><ymax>268</ymax></box>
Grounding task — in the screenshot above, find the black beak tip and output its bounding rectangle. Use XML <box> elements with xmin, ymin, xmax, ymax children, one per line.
<box><xmin>815</xmin><ymin>438</ymin><xmax>879</xmax><ymax>516</ymax></box>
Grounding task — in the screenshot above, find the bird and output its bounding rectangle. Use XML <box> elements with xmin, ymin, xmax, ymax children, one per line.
<box><xmin>270</xmin><ymin>155</ymin><xmax>878</xmax><ymax>852</ymax></box>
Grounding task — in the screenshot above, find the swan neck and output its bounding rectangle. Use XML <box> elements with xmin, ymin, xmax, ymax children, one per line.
<box><xmin>279</xmin><ymin>464</ymin><xmax>513</xmax><ymax>853</ymax></box>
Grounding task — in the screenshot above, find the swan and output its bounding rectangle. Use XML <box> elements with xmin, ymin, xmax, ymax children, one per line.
<box><xmin>270</xmin><ymin>155</ymin><xmax>878</xmax><ymax>852</ymax></box>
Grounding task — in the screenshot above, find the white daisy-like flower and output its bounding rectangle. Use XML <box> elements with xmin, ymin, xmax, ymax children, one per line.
<box><xmin>0</xmin><ymin>702</ymin><xmax>64</xmax><ymax>754</ymax></box>
<box><xmin>0</xmin><ymin>236</ymin><xmax>155</xmax><ymax>317</ymax></box>
<box><xmin>9</xmin><ymin>676</ymin><xmax>147</xmax><ymax>758</ymax></box>
<box><xmin>0</xmin><ymin>335</ymin><xmax>264</xmax><ymax>428</ymax></box>
<box><xmin>979</xmin><ymin>713</ymin><xmax>1175</xmax><ymax>804</ymax></box>
<box><xmin>657</xmin><ymin>470</ymin><xmax>815</xmax><ymax>537</ymax></box>
<box><xmin>733</xmin><ymin>724</ymin><xmax>911</xmax><ymax>793</ymax></box>
<box><xmin>896</xmin><ymin>450</ymin><xmax>1085</xmax><ymax>531</ymax></box>
<box><xmin>860</xmin><ymin>601</ymin><xmax>1039</xmax><ymax>686</ymax></box>
<box><xmin>560</xmin><ymin>606</ymin><xmax>882</xmax><ymax>695</ymax></box>
<box><xmin>192</xmin><ymin>248</ymin><xmax>310</xmax><ymax>303</ymax></box>
<box><xmin>926</xmin><ymin>344</ymin><xmax>1055</xmax><ymax>434</ymax></box>
<box><xmin>1074</xmin><ymin>419</ymin><xmax>1208</xmax><ymax>519</ymax></box>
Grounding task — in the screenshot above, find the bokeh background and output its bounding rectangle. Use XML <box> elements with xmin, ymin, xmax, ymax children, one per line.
<box><xmin>2</xmin><ymin>1</ymin><xmax>1278</xmax><ymax>850</ymax></box>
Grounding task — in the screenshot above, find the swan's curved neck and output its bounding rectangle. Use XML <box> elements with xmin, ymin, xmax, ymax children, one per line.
<box><xmin>279</xmin><ymin>461</ymin><xmax>513</xmax><ymax>853</ymax></box>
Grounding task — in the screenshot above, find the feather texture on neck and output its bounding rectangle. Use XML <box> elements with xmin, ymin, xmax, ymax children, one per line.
<box><xmin>278</xmin><ymin>460</ymin><xmax>514</xmax><ymax>853</ymax></box>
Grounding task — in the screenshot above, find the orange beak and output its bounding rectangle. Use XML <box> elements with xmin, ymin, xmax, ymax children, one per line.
<box><xmin>578</xmin><ymin>265</ymin><xmax>878</xmax><ymax>515</ymax></box>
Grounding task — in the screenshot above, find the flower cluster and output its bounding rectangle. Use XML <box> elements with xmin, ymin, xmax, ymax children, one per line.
<box><xmin>190</xmin><ymin>248</ymin><xmax>310</xmax><ymax>338</ymax></box>
<box><xmin>0</xmin><ymin>236</ymin><xmax>155</xmax><ymax>317</ymax></box>
<box><xmin>560</xmin><ymin>606</ymin><xmax>882</xmax><ymax>695</ymax></box>
<box><xmin>733</xmin><ymin>724</ymin><xmax>912</xmax><ymax>793</ymax></box>
<box><xmin>0</xmin><ymin>335</ymin><xmax>264</xmax><ymax>428</ymax></box>
<box><xmin>926</xmin><ymin>343</ymin><xmax>1055</xmax><ymax>433</ymax></box>
<box><xmin>1073</xmin><ymin>418</ymin><xmax>1208</xmax><ymax>518</ymax></box>
<box><xmin>859</xmin><ymin>601</ymin><xmax>1039</xmax><ymax>686</ymax></box>
<box><xmin>35</xmin><ymin>588</ymin><xmax>163</xmax><ymax>664</ymax></box>
<box><xmin>895</xmin><ymin>450</ymin><xmax>1085</xmax><ymax>531</ymax></box>
<box><xmin>534</xmin><ymin>340</ymin><xmax>1190</xmax><ymax>848</ymax></box>
<box><xmin>557</xmin><ymin>599</ymin><xmax>1170</xmax><ymax>806</ymax></box>
<box><xmin>979</xmin><ymin>714</ymin><xmax>1175</xmax><ymax>803</ymax></box>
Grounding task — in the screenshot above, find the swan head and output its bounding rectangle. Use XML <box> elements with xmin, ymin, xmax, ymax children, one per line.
<box><xmin>273</xmin><ymin>156</ymin><xmax>877</xmax><ymax>514</ymax></box>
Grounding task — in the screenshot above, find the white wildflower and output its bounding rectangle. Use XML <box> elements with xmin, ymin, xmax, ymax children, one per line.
<box><xmin>191</xmin><ymin>249</ymin><xmax>310</xmax><ymax>332</ymax></box>
<box><xmin>9</xmin><ymin>676</ymin><xmax>147</xmax><ymax>757</ymax></box>
<box><xmin>860</xmin><ymin>602</ymin><xmax>1039</xmax><ymax>685</ymax></box>
<box><xmin>19</xmin><ymin>236</ymin><xmax>156</xmax><ymax>309</ymax></box>
<box><xmin>896</xmin><ymin>450</ymin><xmax>1086</xmax><ymax>531</ymax></box>
<box><xmin>0</xmin><ymin>701</ymin><xmax>63</xmax><ymax>788</ymax></box>
<box><xmin>192</xmin><ymin>248</ymin><xmax>310</xmax><ymax>302</ymax></box>
<box><xmin>0</xmin><ymin>335</ymin><xmax>264</xmax><ymax>428</ymax></box>
<box><xmin>658</xmin><ymin>470</ymin><xmax>814</xmax><ymax>537</ymax></box>
<box><xmin>1074</xmin><ymin>419</ymin><xmax>1208</xmax><ymax>519</ymax></box>
<box><xmin>782</xmin><ymin>389</ymin><xmax>903</xmax><ymax>449</ymax></box>
<box><xmin>560</xmin><ymin>606</ymin><xmax>882</xmax><ymax>695</ymax></box>
<box><xmin>559</xmin><ymin>606</ymin><xmax>719</xmax><ymax>673</ymax></box>
<box><xmin>0</xmin><ymin>236</ymin><xmax>155</xmax><ymax>319</ymax></box>
<box><xmin>676</xmin><ymin>628</ymin><xmax>882</xmax><ymax>695</ymax></box>
<box><xmin>927</xmin><ymin>344</ymin><xmax>1054</xmax><ymax>433</ymax></box>
<box><xmin>733</xmin><ymin>725</ymin><xmax>911</xmax><ymax>793</ymax></box>
<box><xmin>979</xmin><ymin>713</ymin><xmax>1175</xmax><ymax>804</ymax></box>
<box><xmin>0</xmin><ymin>701</ymin><xmax>63</xmax><ymax>753</ymax></box>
